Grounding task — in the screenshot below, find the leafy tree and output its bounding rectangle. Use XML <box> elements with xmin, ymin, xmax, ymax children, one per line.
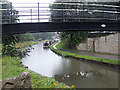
<box><xmin>1</xmin><ymin>0</ymin><xmax>19</xmax><ymax>23</ymax></box>
<box><xmin>2</xmin><ymin>34</ymin><xmax>33</xmax><ymax>58</ymax></box>
<box><xmin>1</xmin><ymin>0</ymin><xmax>33</xmax><ymax>58</ymax></box>
<box><xmin>19</xmin><ymin>33</ymin><xmax>35</xmax><ymax>42</ymax></box>
<box><xmin>59</xmin><ymin>31</ymin><xmax>88</xmax><ymax>49</ymax></box>
<box><xmin>32</xmin><ymin>32</ymin><xmax>56</xmax><ymax>41</ymax></box>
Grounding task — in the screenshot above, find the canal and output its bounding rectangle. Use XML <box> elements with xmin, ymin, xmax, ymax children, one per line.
<box><xmin>21</xmin><ymin>42</ymin><xmax>119</xmax><ymax>88</ymax></box>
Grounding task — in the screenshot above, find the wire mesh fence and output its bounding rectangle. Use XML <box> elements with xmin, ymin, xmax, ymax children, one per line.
<box><xmin>0</xmin><ymin>1</ymin><xmax>120</xmax><ymax>24</ymax></box>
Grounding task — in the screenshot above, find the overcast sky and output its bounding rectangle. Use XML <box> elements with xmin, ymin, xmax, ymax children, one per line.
<box><xmin>9</xmin><ymin>0</ymin><xmax>120</xmax><ymax>3</ymax></box>
<box><xmin>9</xmin><ymin>0</ymin><xmax>55</xmax><ymax>4</ymax></box>
<box><xmin>8</xmin><ymin>0</ymin><xmax>120</xmax><ymax>23</ymax></box>
<box><xmin>8</xmin><ymin>0</ymin><xmax>55</xmax><ymax>22</ymax></box>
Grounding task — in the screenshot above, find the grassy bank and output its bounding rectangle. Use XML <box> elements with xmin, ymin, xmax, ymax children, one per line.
<box><xmin>2</xmin><ymin>56</ymin><xmax>68</xmax><ymax>88</ymax></box>
<box><xmin>2</xmin><ymin>41</ymin><xmax>68</xmax><ymax>88</ymax></box>
<box><xmin>50</xmin><ymin>42</ymin><xmax>120</xmax><ymax>65</ymax></box>
<box><xmin>0</xmin><ymin>44</ymin><xmax>2</xmax><ymax>55</ymax></box>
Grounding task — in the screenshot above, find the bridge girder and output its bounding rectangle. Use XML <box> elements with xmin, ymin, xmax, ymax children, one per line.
<box><xmin>2</xmin><ymin>21</ymin><xmax>119</xmax><ymax>34</ymax></box>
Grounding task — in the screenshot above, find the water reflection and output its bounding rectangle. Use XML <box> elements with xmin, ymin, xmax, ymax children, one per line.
<box><xmin>21</xmin><ymin>43</ymin><xmax>119</xmax><ymax>88</ymax></box>
<box><xmin>54</xmin><ymin>70</ymin><xmax>118</xmax><ymax>88</ymax></box>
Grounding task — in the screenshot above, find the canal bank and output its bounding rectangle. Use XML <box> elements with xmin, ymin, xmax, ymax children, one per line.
<box><xmin>50</xmin><ymin>41</ymin><xmax>120</xmax><ymax>69</ymax></box>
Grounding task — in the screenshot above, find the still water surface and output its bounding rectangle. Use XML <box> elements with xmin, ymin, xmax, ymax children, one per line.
<box><xmin>21</xmin><ymin>42</ymin><xmax>119</xmax><ymax>88</ymax></box>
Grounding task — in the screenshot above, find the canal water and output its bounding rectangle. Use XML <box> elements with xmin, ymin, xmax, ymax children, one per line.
<box><xmin>21</xmin><ymin>42</ymin><xmax>119</xmax><ymax>88</ymax></box>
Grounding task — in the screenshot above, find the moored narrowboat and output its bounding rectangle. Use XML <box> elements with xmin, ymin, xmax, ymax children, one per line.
<box><xmin>43</xmin><ymin>41</ymin><xmax>50</xmax><ymax>48</ymax></box>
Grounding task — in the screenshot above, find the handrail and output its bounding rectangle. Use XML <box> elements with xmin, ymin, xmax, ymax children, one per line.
<box><xmin>1</xmin><ymin>1</ymin><xmax>120</xmax><ymax>24</ymax></box>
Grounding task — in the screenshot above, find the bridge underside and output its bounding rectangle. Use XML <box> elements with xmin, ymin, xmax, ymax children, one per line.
<box><xmin>2</xmin><ymin>22</ymin><xmax>119</xmax><ymax>34</ymax></box>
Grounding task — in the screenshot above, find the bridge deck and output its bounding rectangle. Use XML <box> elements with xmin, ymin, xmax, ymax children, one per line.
<box><xmin>2</xmin><ymin>21</ymin><xmax>119</xmax><ymax>34</ymax></box>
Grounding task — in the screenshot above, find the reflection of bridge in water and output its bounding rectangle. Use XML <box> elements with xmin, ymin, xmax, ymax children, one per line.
<box><xmin>1</xmin><ymin>1</ymin><xmax>120</xmax><ymax>34</ymax></box>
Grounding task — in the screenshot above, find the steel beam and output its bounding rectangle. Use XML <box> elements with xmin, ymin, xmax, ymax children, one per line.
<box><xmin>2</xmin><ymin>21</ymin><xmax>119</xmax><ymax>34</ymax></box>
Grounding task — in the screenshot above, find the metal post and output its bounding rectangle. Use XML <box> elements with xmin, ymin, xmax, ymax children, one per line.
<box><xmin>10</xmin><ymin>2</ymin><xmax>12</xmax><ymax>24</ymax></box>
<box><xmin>38</xmin><ymin>2</ymin><xmax>39</xmax><ymax>22</ymax></box>
<box><xmin>79</xmin><ymin>2</ymin><xmax>81</xmax><ymax>21</ymax></box>
<box><xmin>83</xmin><ymin>2</ymin><xmax>85</xmax><ymax>21</ymax></box>
<box><xmin>62</xmin><ymin>2</ymin><xmax>63</xmax><ymax>21</ymax></box>
<box><xmin>30</xmin><ymin>9</ymin><xmax>32</xmax><ymax>22</ymax></box>
<box><xmin>76</xmin><ymin>3</ymin><xmax>77</xmax><ymax>16</ymax></box>
<box><xmin>83</xmin><ymin>2</ymin><xmax>84</xmax><ymax>11</ymax></box>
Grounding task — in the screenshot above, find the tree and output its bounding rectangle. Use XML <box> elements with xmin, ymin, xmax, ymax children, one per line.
<box><xmin>19</xmin><ymin>33</ymin><xmax>35</xmax><ymax>42</ymax></box>
<box><xmin>2</xmin><ymin>34</ymin><xmax>33</xmax><ymax>58</ymax></box>
<box><xmin>1</xmin><ymin>0</ymin><xmax>33</xmax><ymax>58</ymax></box>
<box><xmin>59</xmin><ymin>31</ymin><xmax>88</xmax><ymax>49</ymax></box>
<box><xmin>32</xmin><ymin>32</ymin><xmax>56</xmax><ymax>41</ymax></box>
<box><xmin>1</xmin><ymin>0</ymin><xmax>19</xmax><ymax>23</ymax></box>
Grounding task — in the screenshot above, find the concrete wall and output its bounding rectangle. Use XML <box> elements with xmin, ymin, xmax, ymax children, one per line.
<box><xmin>77</xmin><ymin>33</ymin><xmax>119</xmax><ymax>55</ymax></box>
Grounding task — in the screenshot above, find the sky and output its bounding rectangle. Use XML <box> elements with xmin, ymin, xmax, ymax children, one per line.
<box><xmin>8</xmin><ymin>0</ymin><xmax>120</xmax><ymax>3</ymax></box>
<box><xmin>9</xmin><ymin>0</ymin><xmax>54</xmax><ymax>3</ymax></box>
<box><xmin>8</xmin><ymin>0</ymin><xmax>55</xmax><ymax>22</ymax></box>
<box><xmin>7</xmin><ymin>0</ymin><xmax>120</xmax><ymax>23</ymax></box>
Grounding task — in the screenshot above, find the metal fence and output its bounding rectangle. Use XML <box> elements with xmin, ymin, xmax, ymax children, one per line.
<box><xmin>1</xmin><ymin>1</ymin><xmax>120</xmax><ymax>24</ymax></box>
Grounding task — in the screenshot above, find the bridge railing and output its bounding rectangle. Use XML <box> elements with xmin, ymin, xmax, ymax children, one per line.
<box><xmin>1</xmin><ymin>1</ymin><xmax>120</xmax><ymax>24</ymax></box>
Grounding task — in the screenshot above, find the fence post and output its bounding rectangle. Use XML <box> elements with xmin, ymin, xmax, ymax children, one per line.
<box><xmin>62</xmin><ymin>2</ymin><xmax>63</xmax><ymax>21</ymax></box>
<box><xmin>10</xmin><ymin>2</ymin><xmax>12</xmax><ymax>24</ymax></box>
<box><xmin>38</xmin><ymin>2</ymin><xmax>39</xmax><ymax>22</ymax></box>
<box><xmin>30</xmin><ymin>9</ymin><xmax>32</xmax><ymax>22</ymax></box>
<box><xmin>76</xmin><ymin>2</ymin><xmax>78</xmax><ymax>16</ymax></box>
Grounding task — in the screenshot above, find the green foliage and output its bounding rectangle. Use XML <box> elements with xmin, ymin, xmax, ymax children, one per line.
<box><xmin>1</xmin><ymin>0</ymin><xmax>19</xmax><ymax>23</ymax></box>
<box><xmin>1</xmin><ymin>0</ymin><xmax>25</xmax><ymax>58</ymax></box>
<box><xmin>59</xmin><ymin>31</ymin><xmax>88</xmax><ymax>49</ymax></box>
<box><xmin>2</xmin><ymin>56</ymin><xmax>68</xmax><ymax>88</ymax></box>
<box><xmin>2</xmin><ymin>34</ymin><xmax>34</xmax><ymax>58</ymax></box>
<box><xmin>2</xmin><ymin>56</ymin><xmax>24</xmax><ymax>79</ymax></box>
<box><xmin>19</xmin><ymin>33</ymin><xmax>35</xmax><ymax>42</ymax></box>
<box><xmin>1</xmin><ymin>0</ymin><xmax>37</xmax><ymax>58</ymax></box>
<box><xmin>32</xmin><ymin>32</ymin><xmax>56</xmax><ymax>41</ymax></box>
<box><xmin>38</xmin><ymin>38</ymin><xmax>42</xmax><ymax>41</ymax></box>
